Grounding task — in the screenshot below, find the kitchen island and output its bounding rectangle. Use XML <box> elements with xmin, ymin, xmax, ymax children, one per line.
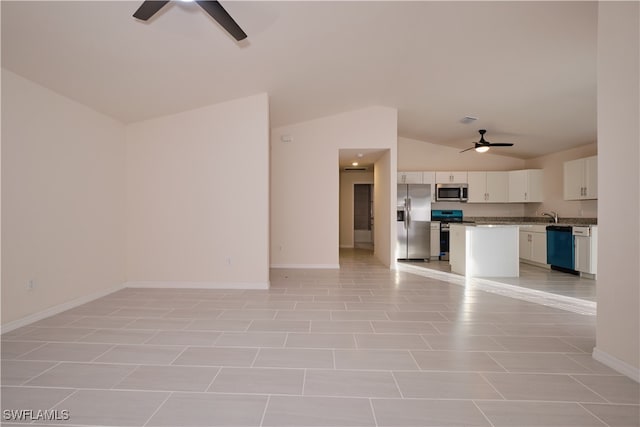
<box><xmin>449</xmin><ymin>223</ymin><xmax>519</xmax><ymax>277</ymax></box>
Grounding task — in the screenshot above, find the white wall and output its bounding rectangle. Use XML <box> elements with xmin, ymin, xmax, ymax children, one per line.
<box><xmin>374</xmin><ymin>151</ymin><xmax>394</xmax><ymax>267</ymax></box>
<box><xmin>1</xmin><ymin>70</ymin><xmax>126</xmax><ymax>325</ymax></box>
<box><xmin>271</xmin><ymin>107</ymin><xmax>397</xmax><ymax>268</ymax></box>
<box><xmin>125</xmin><ymin>94</ymin><xmax>270</xmax><ymax>288</ymax></box>
<box><xmin>524</xmin><ymin>143</ymin><xmax>597</xmax><ymax>219</ymax></box>
<box><xmin>339</xmin><ymin>171</ymin><xmax>374</xmax><ymax>248</ymax></box>
<box><xmin>594</xmin><ymin>2</ymin><xmax>639</xmax><ymax>380</ymax></box>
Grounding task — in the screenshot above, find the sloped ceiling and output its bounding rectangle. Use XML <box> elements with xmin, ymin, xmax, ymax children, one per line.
<box><xmin>1</xmin><ymin>1</ymin><xmax>597</xmax><ymax>159</ymax></box>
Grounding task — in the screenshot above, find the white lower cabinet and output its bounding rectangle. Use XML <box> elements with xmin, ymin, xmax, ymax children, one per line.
<box><xmin>430</xmin><ymin>222</ymin><xmax>440</xmax><ymax>258</ymax></box>
<box><xmin>574</xmin><ymin>226</ymin><xmax>597</xmax><ymax>276</ymax></box>
<box><xmin>519</xmin><ymin>225</ymin><xmax>548</xmax><ymax>265</ymax></box>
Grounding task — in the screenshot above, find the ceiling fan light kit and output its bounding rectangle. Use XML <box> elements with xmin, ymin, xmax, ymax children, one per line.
<box><xmin>133</xmin><ymin>0</ymin><xmax>247</xmax><ymax>41</ymax></box>
<box><xmin>461</xmin><ymin>129</ymin><xmax>514</xmax><ymax>154</ymax></box>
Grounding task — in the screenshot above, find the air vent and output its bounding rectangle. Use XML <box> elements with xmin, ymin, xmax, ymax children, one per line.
<box><xmin>343</xmin><ymin>166</ymin><xmax>368</xmax><ymax>171</ymax></box>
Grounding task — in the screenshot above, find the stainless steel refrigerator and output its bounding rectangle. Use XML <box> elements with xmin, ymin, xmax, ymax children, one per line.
<box><xmin>396</xmin><ymin>184</ymin><xmax>431</xmax><ymax>260</ymax></box>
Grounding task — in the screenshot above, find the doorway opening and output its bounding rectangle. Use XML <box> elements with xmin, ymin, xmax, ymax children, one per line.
<box><xmin>354</xmin><ymin>183</ymin><xmax>374</xmax><ymax>249</ymax></box>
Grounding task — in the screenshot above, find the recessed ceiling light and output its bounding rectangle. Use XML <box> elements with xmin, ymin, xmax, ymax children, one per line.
<box><xmin>357</xmin><ymin>153</ymin><xmax>364</xmax><ymax>158</ymax></box>
<box><xmin>352</xmin><ymin>162</ymin><xmax>359</xmax><ymax>166</ymax></box>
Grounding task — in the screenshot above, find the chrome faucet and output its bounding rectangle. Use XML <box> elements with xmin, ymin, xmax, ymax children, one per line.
<box><xmin>542</xmin><ymin>211</ymin><xmax>559</xmax><ymax>223</ymax></box>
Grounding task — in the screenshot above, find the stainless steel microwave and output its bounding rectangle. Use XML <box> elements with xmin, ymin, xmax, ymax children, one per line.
<box><xmin>435</xmin><ymin>183</ymin><xmax>468</xmax><ymax>202</ymax></box>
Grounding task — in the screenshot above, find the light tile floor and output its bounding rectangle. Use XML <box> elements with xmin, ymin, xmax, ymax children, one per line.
<box><xmin>1</xmin><ymin>248</ymin><xmax>638</xmax><ymax>426</ymax></box>
<box><xmin>403</xmin><ymin>260</ymin><xmax>598</xmax><ymax>301</ymax></box>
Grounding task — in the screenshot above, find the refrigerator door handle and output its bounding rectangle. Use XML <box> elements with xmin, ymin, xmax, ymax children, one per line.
<box><xmin>406</xmin><ymin>198</ymin><xmax>411</xmax><ymax>229</ymax></box>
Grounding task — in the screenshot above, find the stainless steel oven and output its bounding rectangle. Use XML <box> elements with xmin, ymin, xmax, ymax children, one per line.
<box><xmin>431</xmin><ymin>210</ymin><xmax>465</xmax><ymax>260</ymax></box>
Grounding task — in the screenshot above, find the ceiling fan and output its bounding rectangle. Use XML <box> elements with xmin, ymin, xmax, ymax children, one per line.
<box><xmin>460</xmin><ymin>129</ymin><xmax>514</xmax><ymax>153</ymax></box>
<box><xmin>133</xmin><ymin>0</ymin><xmax>247</xmax><ymax>41</ymax></box>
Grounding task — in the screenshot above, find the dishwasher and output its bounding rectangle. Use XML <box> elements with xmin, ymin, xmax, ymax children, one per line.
<box><xmin>546</xmin><ymin>225</ymin><xmax>577</xmax><ymax>274</ymax></box>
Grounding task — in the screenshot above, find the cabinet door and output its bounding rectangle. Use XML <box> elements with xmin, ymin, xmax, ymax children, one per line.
<box><xmin>530</xmin><ymin>232</ymin><xmax>548</xmax><ymax>264</ymax></box>
<box><xmin>508</xmin><ymin>170</ymin><xmax>527</xmax><ymax>202</ymax></box>
<box><xmin>466</xmin><ymin>172</ymin><xmax>487</xmax><ymax>203</ymax></box>
<box><xmin>450</xmin><ymin>171</ymin><xmax>468</xmax><ymax>183</ymax></box>
<box><xmin>526</xmin><ymin>170</ymin><xmax>544</xmax><ymax>202</ymax></box>
<box><xmin>435</xmin><ymin>171</ymin><xmax>467</xmax><ymax>183</ymax></box>
<box><xmin>574</xmin><ymin>235</ymin><xmax>591</xmax><ymax>273</ymax></box>
<box><xmin>485</xmin><ymin>171</ymin><xmax>509</xmax><ymax>202</ymax></box>
<box><xmin>430</xmin><ymin>222</ymin><xmax>441</xmax><ymax>257</ymax></box>
<box><xmin>508</xmin><ymin>170</ymin><xmax>542</xmax><ymax>202</ymax></box>
<box><xmin>421</xmin><ymin>171</ymin><xmax>435</xmax><ymax>186</ymax></box>
<box><xmin>519</xmin><ymin>231</ymin><xmax>531</xmax><ymax>261</ymax></box>
<box><xmin>398</xmin><ymin>172</ymin><xmax>422</xmax><ymax>184</ymax></box>
<box><xmin>435</xmin><ymin>171</ymin><xmax>453</xmax><ymax>183</ymax></box>
<box><xmin>584</xmin><ymin>156</ymin><xmax>598</xmax><ymax>199</ymax></box>
<box><xmin>563</xmin><ymin>159</ymin><xmax>584</xmax><ymax>200</ymax></box>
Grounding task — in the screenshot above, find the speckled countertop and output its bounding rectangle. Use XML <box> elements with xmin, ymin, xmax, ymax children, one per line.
<box><xmin>465</xmin><ymin>217</ymin><xmax>597</xmax><ymax>226</ymax></box>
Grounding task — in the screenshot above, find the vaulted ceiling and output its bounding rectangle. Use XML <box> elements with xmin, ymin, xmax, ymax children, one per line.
<box><xmin>1</xmin><ymin>1</ymin><xmax>597</xmax><ymax>159</ymax></box>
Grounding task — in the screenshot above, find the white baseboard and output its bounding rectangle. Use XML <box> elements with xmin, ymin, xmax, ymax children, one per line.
<box><xmin>270</xmin><ymin>264</ymin><xmax>340</xmax><ymax>269</ymax></box>
<box><xmin>0</xmin><ymin>282</ymin><xmax>125</xmax><ymax>335</ymax></box>
<box><xmin>124</xmin><ymin>281</ymin><xmax>270</xmax><ymax>290</ymax></box>
<box><xmin>339</xmin><ymin>245</ymin><xmax>354</xmax><ymax>249</ymax></box>
<box><xmin>593</xmin><ymin>347</ymin><xmax>640</xmax><ymax>382</ymax></box>
<box><xmin>519</xmin><ymin>259</ymin><xmax>551</xmax><ymax>269</ymax></box>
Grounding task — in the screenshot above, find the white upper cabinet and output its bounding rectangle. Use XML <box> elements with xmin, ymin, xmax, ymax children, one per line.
<box><xmin>564</xmin><ymin>156</ymin><xmax>597</xmax><ymax>200</ymax></box>
<box><xmin>508</xmin><ymin>169</ymin><xmax>543</xmax><ymax>202</ymax></box>
<box><xmin>421</xmin><ymin>171</ymin><xmax>436</xmax><ymax>186</ymax></box>
<box><xmin>397</xmin><ymin>171</ymin><xmax>423</xmax><ymax>184</ymax></box>
<box><xmin>435</xmin><ymin>171</ymin><xmax>468</xmax><ymax>183</ymax></box>
<box><xmin>467</xmin><ymin>171</ymin><xmax>508</xmax><ymax>203</ymax></box>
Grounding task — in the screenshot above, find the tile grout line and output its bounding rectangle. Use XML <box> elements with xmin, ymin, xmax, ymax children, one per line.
<box><xmin>45</xmin><ymin>388</ymin><xmax>80</xmax><ymax>414</ymax></box>
<box><xmin>166</xmin><ymin>344</ymin><xmax>191</xmax><ymax>365</ymax></box>
<box><xmin>471</xmin><ymin>400</ymin><xmax>497</xmax><ymax>427</ymax></box>
<box><xmin>203</xmin><ymin>366</ymin><xmax>223</xmax><ymax>392</ymax></box>
<box><xmin>368</xmin><ymin>398</ymin><xmax>379</xmax><ymax>427</ymax></box>
<box><xmin>18</xmin><ymin>360</ymin><xmax>64</xmax><ymax>386</ymax></box>
<box><xmin>569</xmin><ymin>374</ymin><xmax>614</xmax><ymax>404</ymax></box>
<box><xmin>248</xmin><ymin>347</ymin><xmax>261</xmax><ymax>368</ymax></box>
<box><xmin>478</xmin><ymin>372</ymin><xmax>507</xmax><ymax>401</ymax></box>
<box><xmin>142</xmin><ymin>391</ymin><xmax>173</xmax><ymax>427</ymax></box>
<box><xmin>389</xmin><ymin>371</ymin><xmax>405</xmax><ymax>399</ymax></box>
<box><xmin>577</xmin><ymin>402</ymin><xmax>614</xmax><ymax>427</ymax></box>
<box><xmin>88</xmin><ymin>343</ymin><xmax>118</xmax><ymax>362</ymax></box>
<box><xmin>258</xmin><ymin>394</ymin><xmax>271</xmax><ymax>427</ymax></box>
<box><xmin>302</xmin><ymin>368</ymin><xmax>307</xmax><ymax>396</ymax></box>
<box><xmin>7</xmin><ymin>341</ymin><xmax>49</xmax><ymax>359</ymax></box>
<box><xmin>484</xmin><ymin>352</ymin><xmax>509</xmax><ymax>373</ymax></box>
